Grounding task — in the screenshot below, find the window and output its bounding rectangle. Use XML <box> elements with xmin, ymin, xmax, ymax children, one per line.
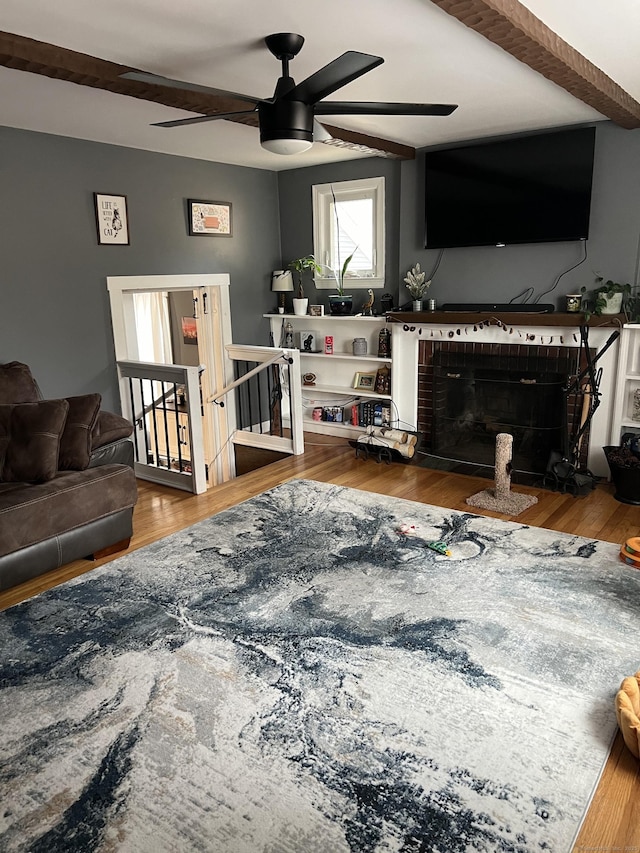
<box><xmin>312</xmin><ymin>177</ymin><xmax>385</xmax><ymax>290</ymax></box>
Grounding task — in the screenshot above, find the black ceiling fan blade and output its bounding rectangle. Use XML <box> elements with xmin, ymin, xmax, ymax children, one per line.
<box><xmin>286</xmin><ymin>51</ymin><xmax>384</xmax><ymax>105</ymax></box>
<box><xmin>152</xmin><ymin>108</ymin><xmax>257</xmax><ymax>128</ymax></box>
<box><xmin>314</xmin><ymin>101</ymin><xmax>458</xmax><ymax>116</ymax></box>
<box><xmin>121</xmin><ymin>69</ymin><xmax>267</xmax><ymax>105</ymax></box>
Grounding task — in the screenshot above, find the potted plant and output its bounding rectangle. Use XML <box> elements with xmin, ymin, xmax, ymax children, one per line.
<box><xmin>404</xmin><ymin>263</ymin><xmax>431</xmax><ymax>310</ymax></box>
<box><xmin>580</xmin><ymin>276</ymin><xmax>631</xmax><ymax>318</ymax></box>
<box><xmin>289</xmin><ymin>255</ymin><xmax>321</xmax><ymax>316</ymax></box>
<box><xmin>328</xmin><ymin>251</ymin><xmax>356</xmax><ymax>316</ymax></box>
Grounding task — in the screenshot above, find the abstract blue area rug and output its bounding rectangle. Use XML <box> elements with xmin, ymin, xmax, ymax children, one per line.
<box><xmin>1</xmin><ymin>479</ymin><xmax>639</xmax><ymax>852</ymax></box>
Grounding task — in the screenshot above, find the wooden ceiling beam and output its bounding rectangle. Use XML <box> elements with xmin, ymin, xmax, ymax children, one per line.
<box><xmin>430</xmin><ymin>0</ymin><xmax>640</xmax><ymax>128</ymax></box>
<box><xmin>0</xmin><ymin>31</ymin><xmax>256</xmax><ymax>116</ymax></box>
<box><xmin>0</xmin><ymin>30</ymin><xmax>415</xmax><ymax>159</ymax></box>
<box><xmin>317</xmin><ymin>123</ymin><xmax>415</xmax><ymax>160</ymax></box>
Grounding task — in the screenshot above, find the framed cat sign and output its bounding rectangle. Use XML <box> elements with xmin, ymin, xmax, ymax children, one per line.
<box><xmin>94</xmin><ymin>193</ymin><xmax>129</xmax><ymax>245</ymax></box>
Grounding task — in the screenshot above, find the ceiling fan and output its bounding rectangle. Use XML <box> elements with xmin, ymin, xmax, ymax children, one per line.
<box><xmin>121</xmin><ymin>33</ymin><xmax>458</xmax><ymax>155</ymax></box>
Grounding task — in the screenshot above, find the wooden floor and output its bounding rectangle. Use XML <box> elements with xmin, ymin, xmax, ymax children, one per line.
<box><xmin>2</xmin><ymin>438</ymin><xmax>639</xmax><ymax>850</ymax></box>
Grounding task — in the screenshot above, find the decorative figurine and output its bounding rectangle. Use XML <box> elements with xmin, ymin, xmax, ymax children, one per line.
<box><xmin>375</xmin><ymin>366</ymin><xmax>391</xmax><ymax>395</ymax></box>
<box><xmin>284</xmin><ymin>321</ymin><xmax>294</xmax><ymax>348</ymax></box>
<box><xmin>361</xmin><ymin>289</ymin><xmax>375</xmax><ymax>316</ymax></box>
<box><xmin>378</xmin><ymin>327</ymin><xmax>391</xmax><ymax>357</ymax></box>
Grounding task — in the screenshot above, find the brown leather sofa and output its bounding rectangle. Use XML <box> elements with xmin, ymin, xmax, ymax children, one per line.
<box><xmin>0</xmin><ymin>362</ymin><xmax>138</xmax><ymax>591</ymax></box>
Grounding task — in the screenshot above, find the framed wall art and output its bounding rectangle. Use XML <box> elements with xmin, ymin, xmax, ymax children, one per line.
<box><xmin>94</xmin><ymin>193</ymin><xmax>129</xmax><ymax>245</ymax></box>
<box><xmin>181</xmin><ymin>317</ymin><xmax>198</xmax><ymax>345</ymax></box>
<box><xmin>188</xmin><ymin>199</ymin><xmax>233</xmax><ymax>237</ymax></box>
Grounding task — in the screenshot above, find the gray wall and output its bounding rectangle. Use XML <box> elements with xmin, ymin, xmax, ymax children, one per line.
<box><xmin>400</xmin><ymin>122</ymin><xmax>640</xmax><ymax>308</ymax></box>
<box><xmin>278</xmin><ymin>121</ymin><xmax>640</xmax><ymax>311</ymax></box>
<box><xmin>2</xmin><ymin>120</ymin><xmax>639</xmax><ymax>415</ymax></box>
<box><xmin>276</xmin><ymin>157</ymin><xmax>402</xmax><ymax>315</ymax></box>
<box><xmin>0</xmin><ymin>127</ymin><xmax>281</xmax><ymax>411</ymax></box>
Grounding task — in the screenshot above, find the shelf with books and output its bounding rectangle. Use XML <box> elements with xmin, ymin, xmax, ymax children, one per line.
<box><xmin>265</xmin><ymin>313</ymin><xmax>396</xmax><ymax>439</ymax></box>
<box><xmin>302</xmin><ymin>397</ymin><xmax>393</xmax><ymax>438</ymax></box>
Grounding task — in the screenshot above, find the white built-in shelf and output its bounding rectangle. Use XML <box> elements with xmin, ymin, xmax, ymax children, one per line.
<box><xmin>302</xmin><ymin>383</ymin><xmax>391</xmax><ymax>400</ymax></box>
<box><xmin>264</xmin><ymin>312</ymin><xmax>396</xmax><ymax>441</ymax></box>
<box><xmin>610</xmin><ymin>325</ymin><xmax>640</xmax><ymax>444</ymax></box>
<box><xmin>300</xmin><ymin>351</ymin><xmax>391</xmax><ymax>363</ymax></box>
<box><xmin>264</xmin><ymin>313</ymin><xmax>386</xmax><ymax>322</ymax></box>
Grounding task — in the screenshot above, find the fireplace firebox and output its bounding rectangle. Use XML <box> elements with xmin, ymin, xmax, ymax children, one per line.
<box><xmin>419</xmin><ymin>342</ymin><xmax>581</xmax><ymax>481</ymax></box>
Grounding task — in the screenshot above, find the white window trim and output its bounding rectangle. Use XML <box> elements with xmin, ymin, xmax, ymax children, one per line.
<box><xmin>312</xmin><ymin>176</ymin><xmax>385</xmax><ymax>290</ymax></box>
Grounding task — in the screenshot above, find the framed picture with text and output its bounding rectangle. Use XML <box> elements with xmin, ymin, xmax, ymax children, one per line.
<box><xmin>94</xmin><ymin>193</ymin><xmax>129</xmax><ymax>245</ymax></box>
<box><xmin>188</xmin><ymin>199</ymin><xmax>233</xmax><ymax>236</ymax></box>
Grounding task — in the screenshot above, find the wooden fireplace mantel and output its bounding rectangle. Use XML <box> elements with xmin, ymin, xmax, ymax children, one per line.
<box><xmin>386</xmin><ymin>311</ymin><xmax>625</xmax><ymax>328</ymax></box>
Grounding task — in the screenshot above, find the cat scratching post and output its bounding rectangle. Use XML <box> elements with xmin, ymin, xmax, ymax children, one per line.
<box><xmin>466</xmin><ymin>433</ymin><xmax>538</xmax><ymax>516</ymax></box>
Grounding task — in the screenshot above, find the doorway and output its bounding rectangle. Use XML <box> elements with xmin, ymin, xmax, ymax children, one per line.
<box><xmin>106</xmin><ymin>273</ymin><xmax>236</xmax><ymax>491</ymax></box>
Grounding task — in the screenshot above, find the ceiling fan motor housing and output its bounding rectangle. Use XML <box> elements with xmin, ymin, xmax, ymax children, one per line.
<box><xmin>258</xmin><ymin>99</ymin><xmax>314</xmax><ymax>145</ymax></box>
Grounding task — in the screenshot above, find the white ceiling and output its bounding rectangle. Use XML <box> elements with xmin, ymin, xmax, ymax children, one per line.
<box><xmin>1</xmin><ymin>0</ymin><xmax>639</xmax><ymax>171</ymax></box>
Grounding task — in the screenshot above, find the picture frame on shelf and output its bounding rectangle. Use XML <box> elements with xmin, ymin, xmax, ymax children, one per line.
<box><xmin>353</xmin><ymin>371</ymin><xmax>377</xmax><ymax>390</ymax></box>
<box><xmin>298</xmin><ymin>331</ymin><xmax>317</xmax><ymax>352</ymax></box>
<box><xmin>187</xmin><ymin>199</ymin><xmax>232</xmax><ymax>236</ymax></box>
<box><xmin>94</xmin><ymin>193</ymin><xmax>129</xmax><ymax>245</ymax></box>
<box><xmin>309</xmin><ymin>305</ymin><xmax>324</xmax><ymax>317</ymax></box>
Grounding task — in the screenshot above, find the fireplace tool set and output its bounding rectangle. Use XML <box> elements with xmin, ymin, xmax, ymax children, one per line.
<box><xmin>543</xmin><ymin>325</ymin><xmax>620</xmax><ymax>496</ymax></box>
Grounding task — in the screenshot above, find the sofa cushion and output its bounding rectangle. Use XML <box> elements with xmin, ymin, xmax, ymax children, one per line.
<box><xmin>59</xmin><ymin>393</ymin><xmax>102</xmax><ymax>471</ymax></box>
<box><xmin>0</xmin><ymin>362</ymin><xmax>41</xmax><ymax>403</ymax></box>
<box><xmin>0</xmin><ymin>464</ymin><xmax>138</xmax><ymax>558</ymax></box>
<box><xmin>91</xmin><ymin>409</ymin><xmax>134</xmax><ymax>450</ymax></box>
<box><xmin>0</xmin><ymin>400</ymin><xmax>69</xmax><ymax>483</ymax></box>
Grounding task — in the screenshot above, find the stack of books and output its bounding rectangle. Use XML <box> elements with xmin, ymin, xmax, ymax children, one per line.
<box><xmin>347</xmin><ymin>401</ymin><xmax>391</xmax><ymax>428</ymax></box>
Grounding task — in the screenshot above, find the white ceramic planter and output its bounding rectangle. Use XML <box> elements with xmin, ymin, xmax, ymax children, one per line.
<box><xmin>600</xmin><ymin>292</ymin><xmax>623</xmax><ymax>314</ymax></box>
<box><xmin>292</xmin><ymin>298</ymin><xmax>309</xmax><ymax>316</ymax></box>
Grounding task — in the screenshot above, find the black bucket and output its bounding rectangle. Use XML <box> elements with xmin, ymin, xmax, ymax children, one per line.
<box><xmin>603</xmin><ymin>444</ymin><xmax>640</xmax><ymax>505</ymax></box>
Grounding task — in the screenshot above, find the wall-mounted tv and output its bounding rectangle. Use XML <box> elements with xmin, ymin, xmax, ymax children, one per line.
<box><xmin>424</xmin><ymin>126</ymin><xmax>596</xmax><ymax>249</ymax></box>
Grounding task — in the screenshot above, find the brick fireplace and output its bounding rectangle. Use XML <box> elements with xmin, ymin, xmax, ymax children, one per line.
<box><xmin>388</xmin><ymin>313</ymin><xmax>622</xmax><ymax>480</ymax></box>
<box><xmin>417</xmin><ymin>340</ymin><xmax>587</xmax><ymax>481</ymax></box>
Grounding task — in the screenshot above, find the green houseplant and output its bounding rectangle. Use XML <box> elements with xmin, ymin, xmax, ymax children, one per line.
<box><xmin>327</xmin><ymin>250</ymin><xmax>356</xmax><ymax>315</ymax></box>
<box><xmin>403</xmin><ymin>263</ymin><xmax>431</xmax><ymax>309</ymax></box>
<box><xmin>289</xmin><ymin>255</ymin><xmax>321</xmax><ymax>315</ymax></box>
<box><xmin>580</xmin><ymin>276</ymin><xmax>631</xmax><ymax>319</ymax></box>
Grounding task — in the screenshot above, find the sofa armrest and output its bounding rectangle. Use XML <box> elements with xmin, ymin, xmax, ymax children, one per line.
<box><xmin>91</xmin><ymin>410</ymin><xmax>133</xmax><ymax>450</ymax></box>
<box><xmin>89</xmin><ymin>437</ymin><xmax>134</xmax><ymax>469</ymax></box>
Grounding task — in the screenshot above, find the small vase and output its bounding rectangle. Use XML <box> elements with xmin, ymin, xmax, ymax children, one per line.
<box><xmin>412</xmin><ymin>299</ymin><xmax>423</xmax><ymax>312</ymax></box>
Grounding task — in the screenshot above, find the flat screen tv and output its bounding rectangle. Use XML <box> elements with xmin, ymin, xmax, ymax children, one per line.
<box><xmin>424</xmin><ymin>126</ymin><xmax>595</xmax><ymax>249</ymax></box>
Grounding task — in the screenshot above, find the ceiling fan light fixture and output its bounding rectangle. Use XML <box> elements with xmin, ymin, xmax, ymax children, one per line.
<box><xmin>261</xmin><ymin>137</ymin><xmax>313</xmax><ymax>155</ymax></box>
<box><xmin>122</xmin><ymin>31</ymin><xmax>456</xmax><ymax>153</ymax></box>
